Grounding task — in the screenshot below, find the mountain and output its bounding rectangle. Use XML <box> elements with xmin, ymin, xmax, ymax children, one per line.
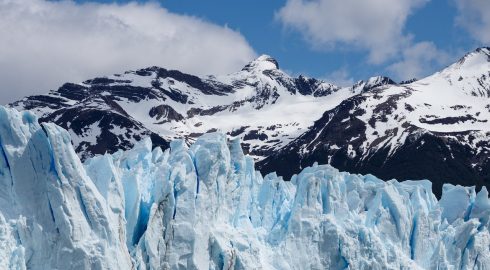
<box><xmin>0</xmin><ymin>106</ymin><xmax>489</xmax><ymax>269</ymax></box>
<box><xmin>9</xmin><ymin>48</ymin><xmax>490</xmax><ymax>195</ymax></box>
<box><xmin>9</xmin><ymin>55</ymin><xmax>350</xmax><ymax>160</ymax></box>
<box><xmin>259</xmin><ymin>47</ymin><xmax>490</xmax><ymax>197</ymax></box>
<box><xmin>9</xmin><ymin>54</ymin><xmax>394</xmax><ymax>161</ymax></box>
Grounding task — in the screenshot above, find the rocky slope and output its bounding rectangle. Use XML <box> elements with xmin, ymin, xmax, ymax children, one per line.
<box><xmin>259</xmin><ymin>47</ymin><xmax>490</xmax><ymax>197</ymax></box>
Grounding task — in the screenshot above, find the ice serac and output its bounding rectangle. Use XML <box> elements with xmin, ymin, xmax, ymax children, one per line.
<box><xmin>0</xmin><ymin>107</ymin><xmax>131</xmax><ymax>269</ymax></box>
<box><xmin>127</xmin><ymin>134</ymin><xmax>490</xmax><ymax>269</ymax></box>
<box><xmin>0</xmin><ymin>106</ymin><xmax>489</xmax><ymax>269</ymax></box>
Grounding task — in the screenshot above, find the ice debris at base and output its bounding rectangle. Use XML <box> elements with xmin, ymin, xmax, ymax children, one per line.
<box><xmin>0</xmin><ymin>106</ymin><xmax>489</xmax><ymax>270</ymax></box>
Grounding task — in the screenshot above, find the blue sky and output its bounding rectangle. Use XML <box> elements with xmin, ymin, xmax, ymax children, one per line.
<box><xmin>167</xmin><ymin>0</ymin><xmax>476</xmax><ymax>81</ymax></box>
<box><xmin>0</xmin><ymin>0</ymin><xmax>489</xmax><ymax>103</ymax></box>
<box><xmin>79</xmin><ymin>0</ymin><xmax>484</xmax><ymax>83</ymax></box>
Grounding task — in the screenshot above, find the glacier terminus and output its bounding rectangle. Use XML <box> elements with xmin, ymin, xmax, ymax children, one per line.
<box><xmin>0</xmin><ymin>106</ymin><xmax>489</xmax><ymax>269</ymax></box>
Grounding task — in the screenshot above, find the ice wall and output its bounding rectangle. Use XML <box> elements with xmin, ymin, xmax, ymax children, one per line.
<box><xmin>0</xmin><ymin>106</ymin><xmax>489</xmax><ymax>269</ymax></box>
<box><xmin>0</xmin><ymin>107</ymin><xmax>131</xmax><ymax>269</ymax></box>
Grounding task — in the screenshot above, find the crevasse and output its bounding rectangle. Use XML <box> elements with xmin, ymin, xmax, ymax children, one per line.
<box><xmin>0</xmin><ymin>106</ymin><xmax>489</xmax><ymax>270</ymax></box>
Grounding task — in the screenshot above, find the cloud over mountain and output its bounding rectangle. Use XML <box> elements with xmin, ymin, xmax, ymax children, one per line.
<box><xmin>0</xmin><ymin>0</ymin><xmax>256</xmax><ymax>104</ymax></box>
<box><xmin>276</xmin><ymin>0</ymin><xmax>428</xmax><ymax>64</ymax></box>
<box><xmin>454</xmin><ymin>0</ymin><xmax>490</xmax><ymax>43</ymax></box>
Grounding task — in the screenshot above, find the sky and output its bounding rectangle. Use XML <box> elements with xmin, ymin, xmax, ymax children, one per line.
<box><xmin>0</xmin><ymin>0</ymin><xmax>489</xmax><ymax>104</ymax></box>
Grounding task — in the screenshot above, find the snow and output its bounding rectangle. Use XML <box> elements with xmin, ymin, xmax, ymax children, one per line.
<box><xmin>341</xmin><ymin>48</ymin><xmax>490</xmax><ymax>159</ymax></box>
<box><xmin>10</xmin><ymin>49</ymin><xmax>490</xmax><ymax>168</ymax></box>
<box><xmin>0</xmin><ymin>106</ymin><xmax>489</xmax><ymax>269</ymax></box>
<box><xmin>25</xmin><ymin>54</ymin><xmax>357</xmax><ymax>161</ymax></box>
<box><xmin>69</xmin><ymin>120</ymin><xmax>101</xmax><ymax>146</ymax></box>
<box><xmin>403</xmin><ymin>48</ymin><xmax>490</xmax><ymax>132</ymax></box>
<box><xmin>243</xmin><ymin>54</ymin><xmax>279</xmax><ymax>71</ymax></box>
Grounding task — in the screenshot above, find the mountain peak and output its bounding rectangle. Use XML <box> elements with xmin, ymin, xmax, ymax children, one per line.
<box><xmin>454</xmin><ymin>47</ymin><xmax>490</xmax><ymax>67</ymax></box>
<box><xmin>475</xmin><ymin>46</ymin><xmax>490</xmax><ymax>55</ymax></box>
<box><xmin>365</xmin><ymin>76</ymin><xmax>396</xmax><ymax>88</ymax></box>
<box><xmin>242</xmin><ymin>54</ymin><xmax>279</xmax><ymax>72</ymax></box>
<box><xmin>350</xmin><ymin>76</ymin><xmax>396</xmax><ymax>92</ymax></box>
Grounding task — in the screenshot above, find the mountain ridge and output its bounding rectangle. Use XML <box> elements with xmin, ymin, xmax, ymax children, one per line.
<box><xmin>259</xmin><ymin>47</ymin><xmax>490</xmax><ymax>196</ymax></box>
<box><xmin>10</xmin><ymin>47</ymin><xmax>490</xmax><ymax>195</ymax></box>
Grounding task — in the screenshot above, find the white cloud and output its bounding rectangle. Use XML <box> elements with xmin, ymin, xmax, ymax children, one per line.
<box><xmin>0</xmin><ymin>0</ymin><xmax>256</xmax><ymax>104</ymax></box>
<box><xmin>276</xmin><ymin>0</ymin><xmax>428</xmax><ymax>64</ymax></box>
<box><xmin>454</xmin><ymin>0</ymin><xmax>490</xmax><ymax>43</ymax></box>
<box><xmin>387</xmin><ymin>42</ymin><xmax>450</xmax><ymax>81</ymax></box>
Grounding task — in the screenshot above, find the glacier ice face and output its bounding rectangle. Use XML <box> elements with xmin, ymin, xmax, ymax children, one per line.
<box><xmin>0</xmin><ymin>107</ymin><xmax>132</xmax><ymax>270</ymax></box>
<box><xmin>0</xmin><ymin>106</ymin><xmax>489</xmax><ymax>269</ymax></box>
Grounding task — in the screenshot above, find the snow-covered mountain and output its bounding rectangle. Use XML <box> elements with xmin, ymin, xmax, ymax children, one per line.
<box><xmin>10</xmin><ymin>48</ymin><xmax>490</xmax><ymax>196</ymax></box>
<box><xmin>9</xmin><ymin>54</ymin><xmax>396</xmax><ymax>160</ymax></box>
<box><xmin>10</xmin><ymin>55</ymin><xmax>356</xmax><ymax>160</ymax></box>
<box><xmin>1</xmin><ymin>106</ymin><xmax>489</xmax><ymax>269</ymax></box>
<box><xmin>260</xmin><ymin>47</ymin><xmax>490</xmax><ymax>197</ymax></box>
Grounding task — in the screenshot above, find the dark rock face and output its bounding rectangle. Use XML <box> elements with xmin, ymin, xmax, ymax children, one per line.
<box><xmin>149</xmin><ymin>105</ymin><xmax>184</xmax><ymax>123</ymax></box>
<box><xmin>38</xmin><ymin>100</ymin><xmax>170</xmax><ymax>161</ymax></box>
<box><xmin>419</xmin><ymin>114</ymin><xmax>487</xmax><ymax>125</ymax></box>
<box><xmin>258</xmin><ymin>128</ymin><xmax>490</xmax><ymax>198</ymax></box>
<box><xmin>243</xmin><ymin>130</ymin><xmax>269</xmax><ymax>141</ymax></box>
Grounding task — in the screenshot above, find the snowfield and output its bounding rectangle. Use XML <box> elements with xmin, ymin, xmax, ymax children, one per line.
<box><xmin>0</xmin><ymin>106</ymin><xmax>489</xmax><ymax>269</ymax></box>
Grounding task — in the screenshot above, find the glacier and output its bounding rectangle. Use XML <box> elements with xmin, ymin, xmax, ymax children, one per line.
<box><xmin>0</xmin><ymin>106</ymin><xmax>489</xmax><ymax>270</ymax></box>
